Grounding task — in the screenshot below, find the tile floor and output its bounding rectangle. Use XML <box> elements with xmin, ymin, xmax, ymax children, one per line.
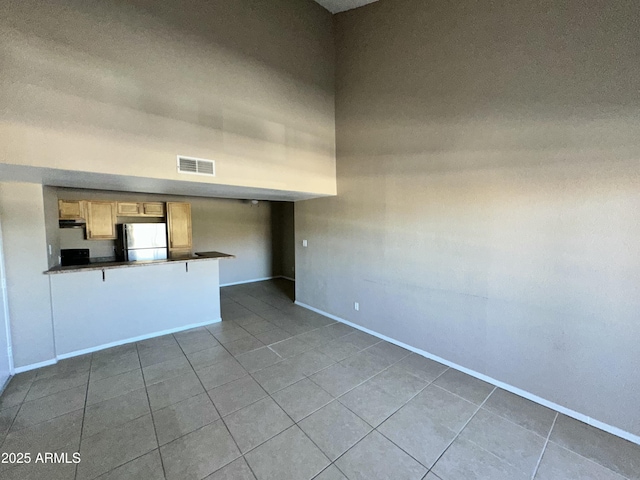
<box><xmin>0</xmin><ymin>279</ymin><xmax>638</xmax><ymax>479</ymax></box>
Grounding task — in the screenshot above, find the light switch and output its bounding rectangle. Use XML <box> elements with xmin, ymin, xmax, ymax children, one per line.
<box><xmin>302</xmin><ymin>240</ymin><xmax>308</xmax><ymax>247</ymax></box>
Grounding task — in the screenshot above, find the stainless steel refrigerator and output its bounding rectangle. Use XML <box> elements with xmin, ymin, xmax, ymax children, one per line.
<box><xmin>116</xmin><ymin>223</ymin><xmax>168</xmax><ymax>261</ymax></box>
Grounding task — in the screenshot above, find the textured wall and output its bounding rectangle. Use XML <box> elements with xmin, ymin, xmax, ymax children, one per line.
<box><xmin>296</xmin><ymin>0</ymin><xmax>640</xmax><ymax>437</ymax></box>
<box><xmin>0</xmin><ymin>0</ymin><xmax>336</xmax><ymax>196</ymax></box>
<box><xmin>0</xmin><ymin>183</ymin><xmax>55</xmax><ymax>368</ymax></box>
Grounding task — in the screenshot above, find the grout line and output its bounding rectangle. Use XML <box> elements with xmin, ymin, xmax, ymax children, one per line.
<box><xmin>531</xmin><ymin>412</ymin><xmax>558</xmax><ymax>480</ymax></box>
<box><xmin>178</xmin><ymin>332</ymin><xmax>261</xmax><ymax>480</ymax></box>
<box><xmin>74</xmin><ymin>351</ymin><xmax>94</xmax><ymax>480</ymax></box>
<box><xmin>9</xmin><ymin>281</ymin><xmax>596</xmax><ymax>480</ymax></box>
<box><xmin>136</xmin><ymin>342</ymin><xmax>168</xmax><ymax>480</ymax></box>
<box><xmin>220</xmin><ymin>285</ymin><xmax>444</xmax><ymax>471</ymax></box>
<box><xmin>214</xmin><ymin>299</ymin><xmax>370</xmax><ymax>469</ymax></box>
<box><xmin>427</xmin><ymin>386</ymin><xmax>498</xmax><ymax>474</ymax></box>
<box><xmin>372</xmin><ymin>369</ymin><xmax>455</xmax><ymax>469</ymax></box>
<box><xmin>1</xmin><ymin>363</ymin><xmax>88</xmax><ymax>448</ymax></box>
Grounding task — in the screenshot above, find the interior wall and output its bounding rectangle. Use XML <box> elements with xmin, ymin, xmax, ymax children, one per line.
<box><xmin>0</xmin><ymin>183</ymin><xmax>54</xmax><ymax>368</ymax></box>
<box><xmin>53</xmin><ymin>188</ymin><xmax>274</xmax><ymax>285</ymax></box>
<box><xmin>296</xmin><ymin>0</ymin><xmax>640</xmax><ymax>438</ymax></box>
<box><xmin>0</xmin><ymin>0</ymin><xmax>336</xmax><ymax>196</ymax></box>
<box><xmin>280</xmin><ymin>202</ymin><xmax>296</xmax><ymax>279</ymax></box>
<box><xmin>0</xmin><ymin>219</ymin><xmax>13</xmax><ymax>386</ymax></box>
<box><xmin>42</xmin><ymin>185</ymin><xmax>63</xmax><ymax>268</ymax></box>
<box><xmin>271</xmin><ymin>202</ymin><xmax>296</xmax><ymax>279</ymax></box>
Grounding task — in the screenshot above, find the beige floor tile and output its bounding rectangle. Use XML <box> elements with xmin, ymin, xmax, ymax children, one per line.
<box><xmin>153</xmin><ymin>392</ymin><xmax>220</xmax><ymax>445</ymax></box>
<box><xmin>160</xmin><ymin>420</ymin><xmax>240</xmax><ymax>480</ymax></box>
<box><xmin>224</xmin><ymin>397</ymin><xmax>293</xmax><ymax>453</ymax></box>
<box><xmin>208</xmin><ymin>376</ymin><xmax>267</xmax><ymax>417</ymax></box>
<box><xmin>245</xmin><ymin>426</ymin><xmax>329</xmax><ymax>480</ymax></box>
<box><xmin>298</xmin><ymin>401</ymin><xmax>371</xmax><ymax>461</ymax></box>
<box><xmin>336</xmin><ymin>431</ymin><xmax>427</xmax><ymax>480</ymax></box>
<box><xmin>77</xmin><ymin>414</ymin><xmax>157</xmax><ymax>479</ymax></box>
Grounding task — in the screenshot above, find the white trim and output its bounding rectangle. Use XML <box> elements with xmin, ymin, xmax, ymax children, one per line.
<box><xmin>14</xmin><ymin>358</ymin><xmax>57</xmax><ymax>374</ymax></box>
<box><xmin>220</xmin><ymin>276</ymin><xmax>295</xmax><ymax>287</ymax></box>
<box><xmin>12</xmin><ymin>318</ymin><xmax>222</xmax><ymax>370</ymax></box>
<box><xmin>294</xmin><ymin>300</ymin><xmax>640</xmax><ymax>447</ymax></box>
<box><xmin>0</xmin><ymin>219</ymin><xmax>14</xmax><ymax>375</ymax></box>
<box><xmin>220</xmin><ymin>276</ymin><xmax>277</xmax><ymax>287</ymax></box>
<box><xmin>56</xmin><ymin>317</ymin><xmax>222</xmax><ymax>360</ymax></box>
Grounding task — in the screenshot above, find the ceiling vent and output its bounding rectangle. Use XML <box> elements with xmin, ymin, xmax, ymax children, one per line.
<box><xmin>177</xmin><ymin>155</ymin><xmax>215</xmax><ymax>177</ymax></box>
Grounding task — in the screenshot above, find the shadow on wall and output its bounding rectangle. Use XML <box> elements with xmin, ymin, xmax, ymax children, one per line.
<box><xmin>0</xmin><ymin>0</ymin><xmax>336</xmax><ymax>189</ymax></box>
<box><xmin>271</xmin><ymin>201</ymin><xmax>295</xmax><ymax>279</ymax></box>
<box><xmin>297</xmin><ymin>0</ymin><xmax>640</xmax><ymax>439</ymax></box>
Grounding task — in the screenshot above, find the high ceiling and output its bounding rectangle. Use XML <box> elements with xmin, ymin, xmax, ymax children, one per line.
<box><xmin>313</xmin><ymin>0</ymin><xmax>379</xmax><ymax>14</ymax></box>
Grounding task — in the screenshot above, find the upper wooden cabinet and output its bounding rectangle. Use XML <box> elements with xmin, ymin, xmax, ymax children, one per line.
<box><xmin>167</xmin><ymin>202</ymin><xmax>192</xmax><ymax>258</ymax></box>
<box><xmin>58</xmin><ymin>200</ymin><xmax>85</xmax><ymax>220</ymax></box>
<box><xmin>142</xmin><ymin>202</ymin><xmax>165</xmax><ymax>217</ymax></box>
<box><xmin>85</xmin><ymin>201</ymin><xmax>117</xmax><ymax>240</ymax></box>
<box><xmin>116</xmin><ymin>202</ymin><xmax>141</xmax><ymax>216</ymax></box>
<box><xmin>116</xmin><ymin>201</ymin><xmax>165</xmax><ymax>217</ymax></box>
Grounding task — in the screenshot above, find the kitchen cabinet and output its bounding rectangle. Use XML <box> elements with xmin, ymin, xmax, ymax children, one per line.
<box><xmin>58</xmin><ymin>200</ymin><xmax>85</xmax><ymax>220</ymax></box>
<box><xmin>116</xmin><ymin>202</ymin><xmax>141</xmax><ymax>216</ymax></box>
<box><xmin>116</xmin><ymin>201</ymin><xmax>165</xmax><ymax>217</ymax></box>
<box><xmin>86</xmin><ymin>201</ymin><xmax>117</xmax><ymax>240</ymax></box>
<box><xmin>142</xmin><ymin>202</ymin><xmax>165</xmax><ymax>217</ymax></box>
<box><xmin>167</xmin><ymin>202</ymin><xmax>192</xmax><ymax>258</ymax></box>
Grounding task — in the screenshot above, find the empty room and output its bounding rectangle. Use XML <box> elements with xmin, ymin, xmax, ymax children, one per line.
<box><xmin>0</xmin><ymin>0</ymin><xmax>638</xmax><ymax>479</ymax></box>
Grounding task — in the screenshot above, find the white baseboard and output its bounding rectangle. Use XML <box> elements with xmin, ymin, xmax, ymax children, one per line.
<box><xmin>220</xmin><ymin>276</ymin><xmax>277</xmax><ymax>287</ymax></box>
<box><xmin>57</xmin><ymin>317</ymin><xmax>222</xmax><ymax>360</ymax></box>
<box><xmin>13</xmin><ymin>318</ymin><xmax>222</xmax><ymax>371</ymax></box>
<box><xmin>13</xmin><ymin>358</ymin><xmax>57</xmax><ymax>374</ymax></box>
<box><xmin>220</xmin><ymin>276</ymin><xmax>295</xmax><ymax>287</ymax></box>
<box><xmin>295</xmin><ymin>300</ymin><xmax>640</xmax><ymax>447</ymax></box>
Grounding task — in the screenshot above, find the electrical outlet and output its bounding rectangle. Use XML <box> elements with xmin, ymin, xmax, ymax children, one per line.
<box><xmin>354</xmin><ymin>302</ymin><xmax>359</xmax><ymax>311</ymax></box>
<box><xmin>302</xmin><ymin>240</ymin><xmax>308</xmax><ymax>247</ymax></box>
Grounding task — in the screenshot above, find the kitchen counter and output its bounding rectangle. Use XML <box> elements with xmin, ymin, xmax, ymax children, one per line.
<box><xmin>47</xmin><ymin>252</ymin><xmax>230</xmax><ymax>357</ymax></box>
<box><xmin>44</xmin><ymin>251</ymin><xmax>235</xmax><ymax>274</ymax></box>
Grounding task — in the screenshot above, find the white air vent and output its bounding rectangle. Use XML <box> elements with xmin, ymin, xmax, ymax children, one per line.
<box><xmin>177</xmin><ymin>156</ymin><xmax>216</xmax><ymax>177</ymax></box>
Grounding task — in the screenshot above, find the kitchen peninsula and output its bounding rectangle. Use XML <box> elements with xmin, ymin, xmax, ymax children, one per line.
<box><xmin>44</xmin><ymin>252</ymin><xmax>234</xmax><ymax>358</ymax></box>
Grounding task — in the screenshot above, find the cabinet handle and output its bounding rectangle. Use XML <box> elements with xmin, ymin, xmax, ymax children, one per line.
<box><xmin>102</xmin><ymin>269</ymin><xmax>105</xmax><ymax>282</ymax></box>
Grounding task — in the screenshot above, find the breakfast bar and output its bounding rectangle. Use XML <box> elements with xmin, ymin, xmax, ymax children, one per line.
<box><xmin>44</xmin><ymin>252</ymin><xmax>234</xmax><ymax>358</ymax></box>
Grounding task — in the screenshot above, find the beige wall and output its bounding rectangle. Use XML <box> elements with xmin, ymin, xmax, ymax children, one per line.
<box><xmin>296</xmin><ymin>0</ymin><xmax>640</xmax><ymax>437</ymax></box>
<box><xmin>42</xmin><ymin>186</ymin><xmax>63</xmax><ymax>268</ymax></box>
<box><xmin>0</xmin><ymin>0</ymin><xmax>336</xmax><ymax>197</ymax></box>
<box><xmin>0</xmin><ymin>183</ymin><xmax>54</xmax><ymax>368</ymax></box>
<box><xmin>53</xmin><ymin>188</ymin><xmax>276</xmax><ymax>285</ymax></box>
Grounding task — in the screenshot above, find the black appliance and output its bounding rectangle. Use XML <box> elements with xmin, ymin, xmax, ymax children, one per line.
<box><xmin>60</xmin><ymin>248</ymin><xmax>90</xmax><ymax>266</ymax></box>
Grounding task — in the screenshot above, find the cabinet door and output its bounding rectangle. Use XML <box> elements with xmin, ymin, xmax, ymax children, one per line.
<box><xmin>86</xmin><ymin>202</ymin><xmax>117</xmax><ymax>240</ymax></box>
<box><xmin>142</xmin><ymin>202</ymin><xmax>165</xmax><ymax>217</ymax></box>
<box><xmin>117</xmin><ymin>202</ymin><xmax>141</xmax><ymax>216</ymax></box>
<box><xmin>167</xmin><ymin>202</ymin><xmax>192</xmax><ymax>253</ymax></box>
<box><xmin>58</xmin><ymin>200</ymin><xmax>85</xmax><ymax>220</ymax></box>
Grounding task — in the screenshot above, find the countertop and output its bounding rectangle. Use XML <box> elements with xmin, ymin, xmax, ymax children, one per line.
<box><xmin>44</xmin><ymin>251</ymin><xmax>235</xmax><ymax>275</ymax></box>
